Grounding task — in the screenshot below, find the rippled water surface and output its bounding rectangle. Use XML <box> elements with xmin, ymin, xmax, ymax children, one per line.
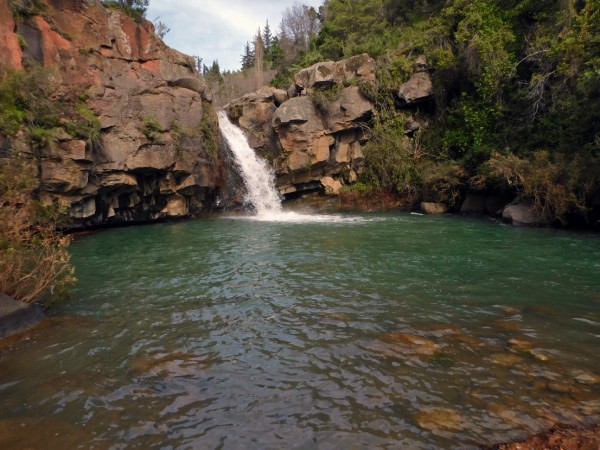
<box><xmin>1</xmin><ymin>213</ymin><xmax>599</xmax><ymax>449</ymax></box>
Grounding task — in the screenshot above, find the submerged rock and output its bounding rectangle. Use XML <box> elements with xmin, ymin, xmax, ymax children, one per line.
<box><xmin>570</xmin><ymin>369</ymin><xmax>600</xmax><ymax>385</ymax></box>
<box><xmin>490</xmin><ymin>352</ymin><xmax>524</xmax><ymax>367</ymax></box>
<box><xmin>378</xmin><ymin>332</ymin><xmax>440</xmax><ymax>356</ymax></box>
<box><xmin>415</xmin><ymin>407</ymin><xmax>466</xmax><ymax>433</ymax></box>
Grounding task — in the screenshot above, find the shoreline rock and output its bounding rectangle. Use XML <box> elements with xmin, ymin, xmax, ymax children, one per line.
<box><xmin>0</xmin><ymin>294</ymin><xmax>45</xmax><ymax>339</ymax></box>
<box><xmin>485</xmin><ymin>423</ymin><xmax>600</xmax><ymax>450</ymax></box>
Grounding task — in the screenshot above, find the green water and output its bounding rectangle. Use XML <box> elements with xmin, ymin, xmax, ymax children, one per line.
<box><xmin>1</xmin><ymin>212</ymin><xmax>599</xmax><ymax>449</ymax></box>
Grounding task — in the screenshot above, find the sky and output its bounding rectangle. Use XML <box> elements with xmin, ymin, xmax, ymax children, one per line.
<box><xmin>146</xmin><ymin>0</ymin><xmax>324</xmax><ymax>72</ymax></box>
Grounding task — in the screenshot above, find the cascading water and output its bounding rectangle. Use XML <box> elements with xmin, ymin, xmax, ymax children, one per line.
<box><xmin>218</xmin><ymin>111</ymin><xmax>283</xmax><ymax>217</ymax></box>
<box><xmin>218</xmin><ymin>111</ymin><xmax>365</xmax><ymax>224</ymax></box>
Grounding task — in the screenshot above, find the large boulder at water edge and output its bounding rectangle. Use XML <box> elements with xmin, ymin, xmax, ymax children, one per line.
<box><xmin>421</xmin><ymin>202</ymin><xmax>449</xmax><ymax>215</ymax></box>
<box><xmin>0</xmin><ymin>294</ymin><xmax>45</xmax><ymax>338</ymax></box>
<box><xmin>0</xmin><ymin>0</ymin><xmax>220</xmax><ymax>228</ymax></box>
<box><xmin>502</xmin><ymin>198</ymin><xmax>546</xmax><ymax>226</ymax></box>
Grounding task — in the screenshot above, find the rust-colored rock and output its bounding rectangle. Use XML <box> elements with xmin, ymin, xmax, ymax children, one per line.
<box><xmin>0</xmin><ymin>1</ymin><xmax>23</xmax><ymax>70</ymax></box>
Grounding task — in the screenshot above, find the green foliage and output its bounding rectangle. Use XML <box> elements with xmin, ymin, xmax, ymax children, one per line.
<box><xmin>140</xmin><ymin>116</ymin><xmax>163</xmax><ymax>141</ymax></box>
<box><xmin>310</xmin><ymin>84</ymin><xmax>342</xmax><ymax>113</ymax></box>
<box><xmin>17</xmin><ymin>35</ymin><xmax>27</xmax><ymax>50</ymax></box>
<box><xmin>197</xmin><ymin>108</ymin><xmax>218</xmax><ymax>158</ymax></box>
<box><xmin>361</xmin><ymin>115</ymin><xmax>422</xmax><ymax>200</ymax></box>
<box><xmin>102</xmin><ymin>0</ymin><xmax>148</xmax><ymax>20</ymax></box>
<box><xmin>0</xmin><ymin>65</ymin><xmax>59</xmax><ymax>141</ymax></box>
<box><xmin>10</xmin><ymin>0</ymin><xmax>46</xmax><ymax>19</ymax></box>
<box><xmin>421</xmin><ymin>161</ymin><xmax>467</xmax><ymax>207</ymax></box>
<box><xmin>64</xmin><ymin>104</ymin><xmax>101</xmax><ymax>145</ymax></box>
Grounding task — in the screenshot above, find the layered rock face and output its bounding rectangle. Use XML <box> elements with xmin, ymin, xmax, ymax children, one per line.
<box><xmin>225</xmin><ymin>54</ymin><xmax>377</xmax><ymax>197</ymax></box>
<box><xmin>1</xmin><ymin>0</ymin><xmax>220</xmax><ymax>227</ymax></box>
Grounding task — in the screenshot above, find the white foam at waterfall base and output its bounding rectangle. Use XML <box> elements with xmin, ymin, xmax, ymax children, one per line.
<box><xmin>218</xmin><ymin>111</ymin><xmax>367</xmax><ymax>224</ymax></box>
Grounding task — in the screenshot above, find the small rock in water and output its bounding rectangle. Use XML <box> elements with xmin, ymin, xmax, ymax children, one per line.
<box><xmin>499</xmin><ymin>305</ymin><xmax>521</xmax><ymax>315</ymax></box>
<box><xmin>492</xmin><ymin>319</ymin><xmax>521</xmax><ymax>331</ymax></box>
<box><xmin>426</xmin><ymin>323</ymin><xmax>463</xmax><ymax>338</ymax></box>
<box><xmin>491</xmin><ymin>352</ymin><xmax>524</xmax><ymax>367</ymax></box>
<box><xmin>378</xmin><ymin>332</ymin><xmax>439</xmax><ymax>356</ymax></box>
<box><xmin>321</xmin><ymin>310</ymin><xmax>351</xmax><ymax>323</ymax></box>
<box><xmin>508</xmin><ymin>338</ymin><xmax>533</xmax><ymax>351</ymax></box>
<box><xmin>570</xmin><ymin>369</ymin><xmax>600</xmax><ymax>385</ymax></box>
<box><xmin>529</xmin><ymin>348</ymin><xmax>550</xmax><ymax>361</ymax></box>
<box><xmin>546</xmin><ymin>381</ymin><xmax>580</xmax><ymax>394</ymax></box>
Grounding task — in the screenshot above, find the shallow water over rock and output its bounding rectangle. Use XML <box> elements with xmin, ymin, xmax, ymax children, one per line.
<box><xmin>0</xmin><ymin>212</ymin><xmax>599</xmax><ymax>448</ymax></box>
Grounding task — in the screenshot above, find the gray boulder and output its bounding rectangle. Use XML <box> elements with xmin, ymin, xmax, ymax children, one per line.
<box><xmin>502</xmin><ymin>198</ymin><xmax>545</xmax><ymax>226</ymax></box>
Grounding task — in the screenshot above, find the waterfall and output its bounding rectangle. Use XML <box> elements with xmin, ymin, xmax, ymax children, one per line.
<box><xmin>218</xmin><ymin>111</ymin><xmax>364</xmax><ymax>224</ymax></box>
<box><xmin>218</xmin><ymin>111</ymin><xmax>283</xmax><ymax>217</ymax></box>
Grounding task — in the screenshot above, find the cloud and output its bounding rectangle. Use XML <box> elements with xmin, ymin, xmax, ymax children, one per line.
<box><xmin>146</xmin><ymin>0</ymin><xmax>322</xmax><ymax>71</ymax></box>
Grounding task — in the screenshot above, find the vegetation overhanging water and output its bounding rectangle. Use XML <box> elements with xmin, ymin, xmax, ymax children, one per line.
<box><xmin>0</xmin><ymin>212</ymin><xmax>599</xmax><ymax>449</ymax></box>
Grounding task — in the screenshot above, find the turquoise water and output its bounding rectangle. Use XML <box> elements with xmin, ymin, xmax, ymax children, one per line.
<box><xmin>1</xmin><ymin>212</ymin><xmax>599</xmax><ymax>448</ymax></box>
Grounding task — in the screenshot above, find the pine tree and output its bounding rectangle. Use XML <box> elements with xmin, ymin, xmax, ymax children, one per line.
<box><xmin>264</xmin><ymin>20</ymin><xmax>273</xmax><ymax>60</ymax></box>
<box><xmin>241</xmin><ymin>41</ymin><xmax>255</xmax><ymax>70</ymax></box>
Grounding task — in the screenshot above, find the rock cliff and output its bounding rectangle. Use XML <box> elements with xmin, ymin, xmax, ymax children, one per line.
<box><xmin>225</xmin><ymin>54</ymin><xmax>379</xmax><ymax>197</ymax></box>
<box><xmin>0</xmin><ymin>0</ymin><xmax>220</xmax><ymax>227</ymax></box>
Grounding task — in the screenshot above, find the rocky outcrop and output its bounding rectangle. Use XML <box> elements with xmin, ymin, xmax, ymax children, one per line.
<box><xmin>1</xmin><ymin>0</ymin><xmax>220</xmax><ymax>227</ymax></box>
<box><xmin>225</xmin><ymin>54</ymin><xmax>375</xmax><ymax>197</ymax></box>
<box><xmin>397</xmin><ymin>56</ymin><xmax>433</xmax><ymax>104</ymax></box>
<box><xmin>293</xmin><ymin>53</ymin><xmax>376</xmax><ymax>91</ymax></box>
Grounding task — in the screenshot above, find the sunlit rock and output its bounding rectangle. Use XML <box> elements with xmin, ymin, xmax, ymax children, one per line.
<box><xmin>420</xmin><ymin>202</ymin><xmax>448</xmax><ymax>215</ymax></box>
<box><xmin>570</xmin><ymin>369</ymin><xmax>600</xmax><ymax>385</ymax></box>
<box><xmin>293</xmin><ymin>53</ymin><xmax>376</xmax><ymax>90</ymax></box>
<box><xmin>508</xmin><ymin>338</ymin><xmax>533</xmax><ymax>351</ymax></box>
<box><xmin>321</xmin><ymin>176</ymin><xmax>342</xmax><ymax>196</ymax></box>
<box><xmin>398</xmin><ymin>72</ymin><xmax>433</xmax><ymax>104</ymax></box>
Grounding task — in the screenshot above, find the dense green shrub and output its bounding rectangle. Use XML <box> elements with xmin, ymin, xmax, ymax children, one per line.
<box><xmin>65</xmin><ymin>104</ymin><xmax>101</xmax><ymax>145</ymax></box>
<box><xmin>0</xmin><ymin>65</ymin><xmax>58</xmax><ymax>138</ymax></box>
